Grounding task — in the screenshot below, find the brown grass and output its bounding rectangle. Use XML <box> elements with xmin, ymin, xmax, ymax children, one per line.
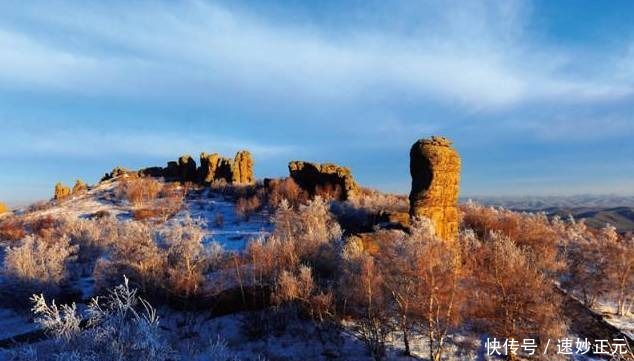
<box><xmin>116</xmin><ymin>176</ymin><xmax>163</xmax><ymax>205</ymax></box>
<box><xmin>0</xmin><ymin>217</ymin><xmax>26</xmax><ymax>242</ymax></box>
<box><xmin>265</xmin><ymin>178</ymin><xmax>309</xmax><ymax>208</ymax></box>
<box><xmin>235</xmin><ymin>195</ymin><xmax>261</xmax><ymax>219</ymax></box>
<box><xmin>132</xmin><ymin>208</ymin><xmax>166</xmax><ymax>221</ymax></box>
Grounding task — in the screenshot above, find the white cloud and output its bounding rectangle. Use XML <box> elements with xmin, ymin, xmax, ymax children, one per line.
<box><xmin>0</xmin><ymin>0</ymin><xmax>631</xmax><ymax>110</ymax></box>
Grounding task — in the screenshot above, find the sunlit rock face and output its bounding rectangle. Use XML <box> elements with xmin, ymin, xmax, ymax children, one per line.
<box><xmin>54</xmin><ymin>182</ymin><xmax>71</xmax><ymax>200</ymax></box>
<box><xmin>409</xmin><ymin>136</ymin><xmax>461</xmax><ymax>241</ymax></box>
<box><xmin>232</xmin><ymin>150</ymin><xmax>255</xmax><ymax>184</ymax></box>
<box><xmin>199</xmin><ymin>150</ymin><xmax>254</xmax><ymax>185</ymax></box>
<box><xmin>0</xmin><ymin>202</ymin><xmax>8</xmax><ymax>214</ymax></box>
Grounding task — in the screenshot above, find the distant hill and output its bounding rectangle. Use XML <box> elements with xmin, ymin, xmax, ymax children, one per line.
<box><xmin>542</xmin><ymin>207</ymin><xmax>634</xmax><ymax>233</ymax></box>
<box><xmin>465</xmin><ymin>195</ymin><xmax>634</xmax><ymax>233</ymax></box>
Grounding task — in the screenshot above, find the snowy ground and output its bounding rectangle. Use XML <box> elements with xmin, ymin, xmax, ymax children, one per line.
<box><xmin>1</xmin><ymin>182</ymin><xmax>630</xmax><ymax>360</ymax></box>
<box><xmin>13</xmin><ymin>180</ymin><xmax>272</xmax><ymax>252</ymax></box>
<box><xmin>596</xmin><ymin>302</ymin><xmax>634</xmax><ymax>340</ymax></box>
<box><xmin>180</xmin><ymin>188</ymin><xmax>271</xmax><ymax>251</ymax></box>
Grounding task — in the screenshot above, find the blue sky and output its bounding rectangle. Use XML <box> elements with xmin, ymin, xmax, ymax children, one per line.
<box><xmin>1</xmin><ymin>0</ymin><xmax>633</xmax><ymax>206</ymax></box>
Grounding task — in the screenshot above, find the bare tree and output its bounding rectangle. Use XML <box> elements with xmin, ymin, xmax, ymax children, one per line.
<box><xmin>378</xmin><ymin>219</ymin><xmax>465</xmax><ymax>360</ymax></box>
<box><xmin>339</xmin><ymin>253</ymin><xmax>391</xmax><ymax>360</ymax></box>
<box><xmin>468</xmin><ymin>232</ymin><xmax>566</xmax><ymax>360</ymax></box>
<box><xmin>605</xmin><ymin>231</ymin><xmax>634</xmax><ymax>316</ymax></box>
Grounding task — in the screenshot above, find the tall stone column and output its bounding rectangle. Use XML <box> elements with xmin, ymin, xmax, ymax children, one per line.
<box><xmin>409</xmin><ymin>136</ymin><xmax>461</xmax><ymax>241</ymax></box>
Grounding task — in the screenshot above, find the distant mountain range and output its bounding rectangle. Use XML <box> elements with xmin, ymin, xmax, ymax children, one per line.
<box><xmin>464</xmin><ymin>195</ymin><xmax>634</xmax><ymax>233</ymax></box>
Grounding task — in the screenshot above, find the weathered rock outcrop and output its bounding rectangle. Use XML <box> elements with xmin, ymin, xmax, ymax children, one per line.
<box><xmin>72</xmin><ymin>179</ymin><xmax>88</xmax><ymax>195</ymax></box>
<box><xmin>232</xmin><ymin>151</ymin><xmax>254</xmax><ymax>184</ymax></box>
<box><xmin>138</xmin><ymin>166</ymin><xmax>165</xmax><ymax>178</ymax></box>
<box><xmin>54</xmin><ymin>182</ymin><xmax>72</xmax><ymax>200</ymax></box>
<box><xmin>178</xmin><ymin>155</ymin><xmax>198</xmax><ymax>183</ymax></box>
<box><xmin>288</xmin><ymin>161</ymin><xmax>358</xmax><ymax>201</ymax></box>
<box><xmin>0</xmin><ymin>202</ymin><xmax>8</xmax><ymax>214</ymax></box>
<box><xmin>101</xmin><ymin>150</ymin><xmax>254</xmax><ymax>185</ymax></box>
<box><xmin>199</xmin><ymin>151</ymin><xmax>254</xmax><ymax>185</ymax></box>
<box><xmin>199</xmin><ymin>153</ymin><xmax>222</xmax><ymax>184</ymax></box>
<box><xmin>409</xmin><ymin>136</ymin><xmax>461</xmax><ymax>241</ymax></box>
<box><xmin>101</xmin><ymin>166</ymin><xmax>134</xmax><ymax>182</ymax></box>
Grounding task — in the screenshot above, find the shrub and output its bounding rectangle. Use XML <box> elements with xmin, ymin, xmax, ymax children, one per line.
<box><xmin>338</xmin><ymin>253</ymin><xmax>391</xmax><ymax>360</ymax></box>
<box><xmin>29</xmin><ymin>277</ymin><xmax>173</xmax><ymax>361</ymax></box>
<box><xmin>351</xmin><ymin>187</ymin><xmax>409</xmax><ymax>213</ymax></box>
<box><xmin>132</xmin><ymin>207</ymin><xmax>166</xmax><ymax>221</ymax></box>
<box><xmin>461</xmin><ymin>201</ymin><xmax>564</xmax><ymax>276</ymax></box>
<box><xmin>376</xmin><ymin>218</ymin><xmax>465</xmax><ymax>359</ymax></box>
<box><xmin>130</xmin><ymin>183</ymin><xmax>184</xmax><ymax>222</ymax></box>
<box><xmin>0</xmin><ymin>216</ymin><xmax>26</xmax><ymax>241</ymax></box>
<box><xmin>3</xmin><ymin>234</ymin><xmax>78</xmax><ymax>296</ymax></box>
<box><xmin>467</xmin><ymin>232</ymin><xmax>566</xmax><ymax>356</ymax></box>
<box><xmin>94</xmin><ymin>216</ymin><xmax>216</xmax><ymax>302</ymax></box>
<box><xmin>265</xmin><ymin>177</ymin><xmax>309</xmax><ymax>208</ymax></box>
<box><xmin>161</xmin><ymin>216</ymin><xmax>210</xmax><ymax>298</ymax></box>
<box><xmin>314</xmin><ymin>183</ymin><xmax>342</xmax><ymax>201</ymax></box>
<box><xmin>27</xmin><ymin>200</ymin><xmax>53</xmax><ymax>212</ymax></box>
<box><xmin>603</xmin><ymin>228</ymin><xmax>634</xmax><ymax>315</ymax></box>
<box><xmin>30</xmin><ymin>215</ymin><xmax>58</xmax><ymax>240</ymax></box>
<box><xmin>235</xmin><ymin>195</ymin><xmax>261</xmax><ymax>219</ymax></box>
<box><xmin>272</xmin><ymin>197</ymin><xmax>342</xmax><ymax>260</ymax></box>
<box><xmin>94</xmin><ymin>221</ymin><xmax>166</xmax><ymax>297</ymax></box>
<box><xmin>116</xmin><ymin>176</ymin><xmax>163</xmax><ymax>205</ymax></box>
<box><xmin>57</xmin><ymin>215</ymin><xmax>119</xmax><ymax>272</ymax></box>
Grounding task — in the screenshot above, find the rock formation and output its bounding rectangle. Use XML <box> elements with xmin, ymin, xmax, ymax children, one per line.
<box><xmin>54</xmin><ymin>182</ymin><xmax>72</xmax><ymax>200</ymax></box>
<box><xmin>232</xmin><ymin>150</ymin><xmax>254</xmax><ymax>184</ymax></box>
<box><xmin>288</xmin><ymin>161</ymin><xmax>358</xmax><ymax>201</ymax></box>
<box><xmin>101</xmin><ymin>166</ymin><xmax>135</xmax><ymax>182</ymax></box>
<box><xmin>101</xmin><ymin>150</ymin><xmax>254</xmax><ymax>185</ymax></box>
<box><xmin>199</xmin><ymin>151</ymin><xmax>254</xmax><ymax>185</ymax></box>
<box><xmin>72</xmin><ymin>179</ymin><xmax>89</xmax><ymax>194</ymax></box>
<box><xmin>178</xmin><ymin>155</ymin><xmax>198</xmax><ymax>183</ymax></box>
<box><xmin>0</xmin><ymin>202</ymin><xmax>8</xmax><ymax>214</ymax></box>
<box><xmin>409</xmin><ymin>136</ymin><xmax>461</xmax><ymax>241</ymax></box>
<box><xmin>199</xmin><ymin>152</ymin><xmax>222</xmax><ymax>184</ymax></box>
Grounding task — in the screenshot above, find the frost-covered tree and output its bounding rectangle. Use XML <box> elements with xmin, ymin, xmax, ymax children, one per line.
<box><xmin>161</xmin><ymin>215</ymin><xmax>210</xmax><ymax>298</ymax></box>
<box><xmin>378</xmin><ymin>219</ymin><xmax>465</xmax><ymax>360</ymax></box>
<box><xmin>468</xmin><ymin>232</ymin><xmax>566</xmax><ymax>359</ymax></box>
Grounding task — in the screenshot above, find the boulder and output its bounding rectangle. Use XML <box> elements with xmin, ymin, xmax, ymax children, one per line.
<box><xmin>288</xmin><ymin>161</ymin><xmax>358</xmax><ymax>201</ymax></box>
<box><xmin>72</xmin><ymin>179</ymin><xmax>89</xmax><ymax>194</ymax></box>
<box><xmin>178</xmin><ymin>155</ymin><xmax>198</xmax><ymax>183</ymax></box>
<box><xmin>101</xmin><ymin>166</ymin><xmax>134</xmax><ymax>182</ymax></box>
<box><xmin>54</xmin><ymin>182</ymin><xmax>72</xmax><ymax>200</ymax></box>
<box><xmin>165</xmin><ymin>161</ymin><xmax>179</xmax><ymax>180</ymax></box>
<box><xmin>409</xmin><ymin>136</ymin><xmax>461</xmax><ymax>241</ymax></box>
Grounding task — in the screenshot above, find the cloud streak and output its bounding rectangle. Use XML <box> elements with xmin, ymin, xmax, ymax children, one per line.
<box><xmin>0</xmin><ymin>0</ymin><xmax>632</xmax><ymax>110</ymax></box>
